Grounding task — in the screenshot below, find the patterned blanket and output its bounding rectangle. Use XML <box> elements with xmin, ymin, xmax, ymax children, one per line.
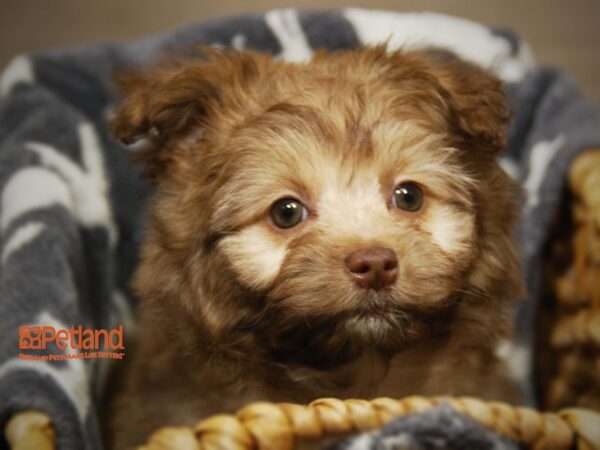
<box><xmin>1</xmin><ymin>9</ymin><xmax>599</xmax><ymax>450</ymax></box>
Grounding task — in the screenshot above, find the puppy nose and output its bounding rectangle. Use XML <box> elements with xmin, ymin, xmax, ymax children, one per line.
<box><xmin>345</xmin><ymin>247</ymin><xmax>398</xmax><ymax>290</ymax></box>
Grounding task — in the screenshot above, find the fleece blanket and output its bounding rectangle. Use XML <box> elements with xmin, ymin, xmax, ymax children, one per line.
<box><xmin>1</xmin><ymin>8</ymin><xmax>599</xmax><ymax>450</ymax></box>
<box><xmin>325</xmin><ymin>404</ymin><xmax>518</xmax><ymax>450</ymax></box>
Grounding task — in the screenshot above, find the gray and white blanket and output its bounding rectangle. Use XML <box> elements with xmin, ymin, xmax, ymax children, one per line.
<box><xmin>1</xmin><ymin>9</ymin><xmax>599</xmax><ymax>450</ymax></box>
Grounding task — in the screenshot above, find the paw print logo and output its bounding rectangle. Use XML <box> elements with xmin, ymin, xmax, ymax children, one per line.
<box><xmin>19</xmin><ymin>326</ymin><xmax>42</xmax><ymax>349</ymax></box>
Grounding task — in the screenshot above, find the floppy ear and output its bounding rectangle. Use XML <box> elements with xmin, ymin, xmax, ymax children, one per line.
<box><xmin>420</xmin><ymin>48</ymin><xmax>511</xmax><ymax>155</ymax></box>
<box><xmin>112</xmin><ymin>64</ymin><xmax>210</xmax><ymax>146</ymax></box>
<box><xmin>110</xmin><ymin>48</ymin><xmax>265</xmax><ymax>180</ymax></box>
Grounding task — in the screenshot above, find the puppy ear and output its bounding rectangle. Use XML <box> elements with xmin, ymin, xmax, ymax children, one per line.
<box><xmin>111</xmin><ymin>48</ymin><xmax>265</xmax><ymax>179</ymax></box>
<box><xmin>111</xmin><ymin>64</ymin><xmax>208</xmax><ymax>146</ymax></box>
<box><xmin>420</xmin><ymin>48</ymin><xmax>510</xmax><ymax>155</ymax></box>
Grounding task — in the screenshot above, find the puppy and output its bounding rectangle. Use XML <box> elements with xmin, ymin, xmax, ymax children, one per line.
<box><xmin>107</xmin><ymin>45</ymin><xmax>524</xmax><ymax>449</ymax></box>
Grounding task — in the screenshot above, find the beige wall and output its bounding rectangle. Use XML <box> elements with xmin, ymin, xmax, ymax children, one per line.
<box><xmin>1</xmin><ymin>0</ymin><xmax>599</xmax><ymax>101</ymax></box>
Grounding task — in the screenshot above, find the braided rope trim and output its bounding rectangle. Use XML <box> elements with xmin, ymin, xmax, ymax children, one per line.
<box><xmin>568</xmin><ymin>149</ymin><xmax>600</xmax><ymax>311</ymax></box>
<box><xmin>552</xmin><ymin>309</ymin><xmax>600</xmax><ymax>347</ymax></box>
<box><xmin>545</xmin><ymin>148</ymin><xmax>600</xmax><ymax>410</ymax></box>
<box><xmin>569</xmin><ymin>149</ymin><xmax>600</xmax><ymax>210</ymax></box>
<box><xmin>138</xmin><ymin>396</ymin><xmax>600</xmax><ymax>450</ymax></box>
<box><xmin>5</xmin><ymin>411</ymin><xmax>55</xmax><ymax>450</ymax></box>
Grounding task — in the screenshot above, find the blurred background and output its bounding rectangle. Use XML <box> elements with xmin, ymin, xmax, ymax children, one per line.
<box><xmin>1</xmin><ymin>0</ymin><xmax>599</xmax><ymax>102</ymax></box>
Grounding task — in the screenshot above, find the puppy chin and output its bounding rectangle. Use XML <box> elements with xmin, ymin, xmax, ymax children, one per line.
<box><xmin>338</xmin><ymin>288</ymin><xmax>455</xmax><ymax>351</ymax></box>
<box><xmin>339</xmin><ymin>291</ymin><xmax>393</xmax><ymax>338</ymax></box>
<box><xmin>343</xmin><ymin>313</ymin><xmax>399</xmax><ymax>344</ymax></box>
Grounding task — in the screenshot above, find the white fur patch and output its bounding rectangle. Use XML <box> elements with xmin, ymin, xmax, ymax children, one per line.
<box><xmin>219</xmin><ymin>224</ymin><xmax>287</xmax><ymax>290</ymax></box>
<box><xmin>495</xmin><ymin>338</ymin><xmax>512</xmax><ymax>360</ymax></box>
<box><xmin>318</xmin><ymin>177</ymin><xmax>389</xmax><ymax>240</ymax></box>
<box><xmin>422</xmin><ymin>205</ymin><xmax>473</xmax><ymax>255</ymax></box>
<box><xmin>345</xmin><ymin>314</ymin><xmax>394</xmax><ymax>343</ymax></box>
<box><xmin>495</xmin><ymin>338</ymin><xmax>531</xmax><ymax>385</ymax></box>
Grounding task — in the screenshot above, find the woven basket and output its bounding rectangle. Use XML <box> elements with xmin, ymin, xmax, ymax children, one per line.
<box><xmin>5</xmin><ymin>151</ymin><xmax>600</xmax><ymax>450</ymax></box>
<box><xmin>536</xmin><ymin>149</ymin><xmax>600</xmax><ymax>412</ymax></box>
<box><xmin>6</xmin><ymin>397</ymin><xmax>600</xmax><ymax>450</ymax></box>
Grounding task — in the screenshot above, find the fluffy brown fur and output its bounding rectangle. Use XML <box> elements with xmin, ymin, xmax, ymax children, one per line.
<box><xmin>106</xmin><ymin>45</ymin><xmax>524</xmax><ymax>449</ymax></box>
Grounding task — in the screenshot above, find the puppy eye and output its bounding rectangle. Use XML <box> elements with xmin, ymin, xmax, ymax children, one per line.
<box><xmin>270</xmin><ymin>198</ymin><xmax>308</xmax><ymax>229</ymax></box>
<box><xmin>392</xmin><ymin>182</ymin><xmax>423</xmax><ymax>212</ymax></box>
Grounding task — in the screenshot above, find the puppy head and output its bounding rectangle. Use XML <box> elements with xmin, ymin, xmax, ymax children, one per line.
<box><xmin>114</xmin><ymin>46</ymin><xmax>522</xmax><ymax>367</ymax></box>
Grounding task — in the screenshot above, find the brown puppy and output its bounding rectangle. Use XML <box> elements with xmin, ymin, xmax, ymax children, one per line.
<box><xmin>107</xmin><ymin>45</ymin><xmax>524</xmax><ymax>449</ymax></box>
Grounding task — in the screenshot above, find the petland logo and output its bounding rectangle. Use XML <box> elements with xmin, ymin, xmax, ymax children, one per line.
<box><xmin>19</xmin><ymin>325</ymin><xmax>125</xmax><ymax>361</ymax></box>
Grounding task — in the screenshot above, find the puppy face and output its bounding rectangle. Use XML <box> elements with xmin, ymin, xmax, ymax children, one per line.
<box><xmin>214</xmin><ymin>119</ymin><xmax>475</xmax><ymax>338</ymax></box>
<box><xmin>114</xmin><ymin>46</ymin><xmax>522</xmax><ymax>368</ymax></box>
